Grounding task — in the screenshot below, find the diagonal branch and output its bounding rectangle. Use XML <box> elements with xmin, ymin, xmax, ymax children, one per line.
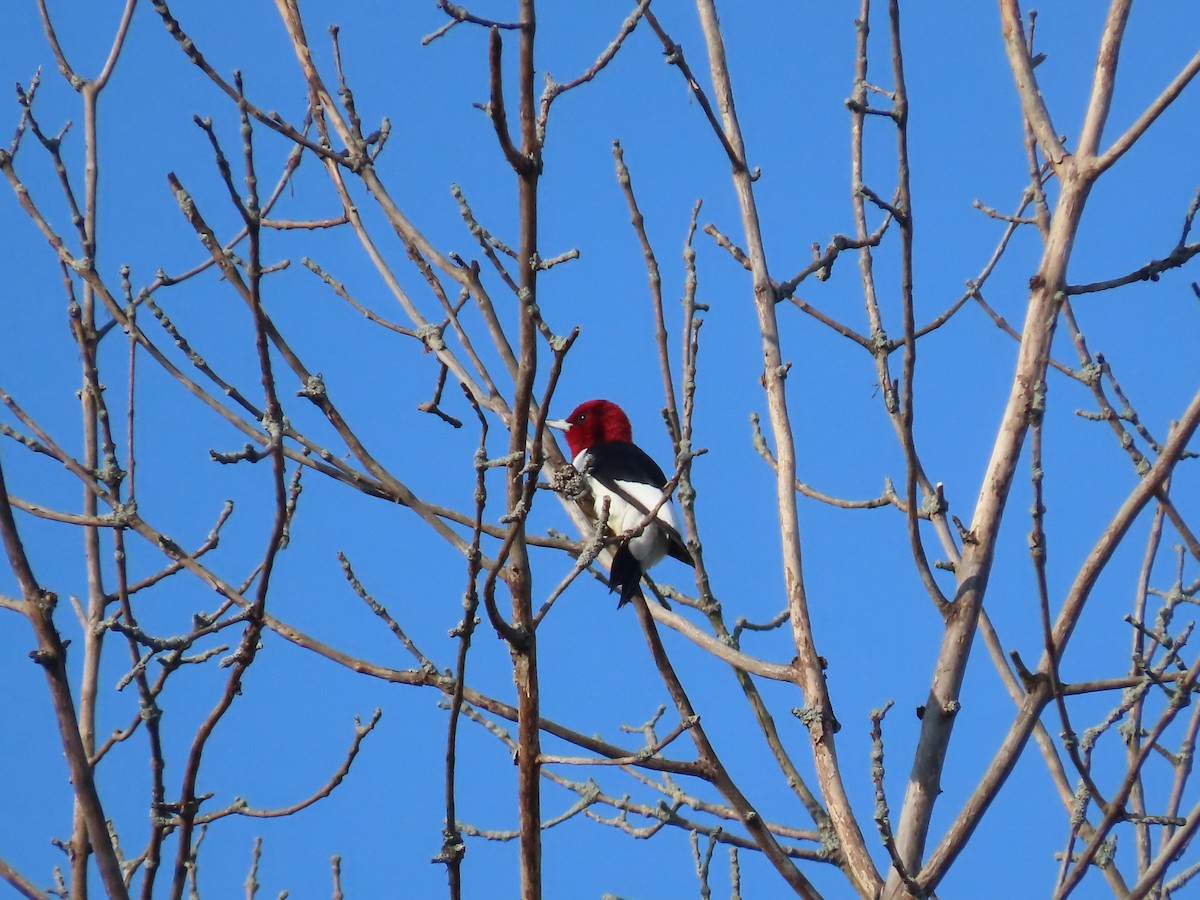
<box><xmin>1075</xmin><ymin>0</ymin><xmax>1131</xmax><ymax>161</ymax></box>
<box><xmin>0</xmin><ymin>460</ymin><xmax>129</xmax><ymax>900</ymax></box>
<box><xmin>998</xmin><ymin>0</ymin><xmax>1068</xmax><ymax>166</ymax></box>
<box><xmin>690</xmin><ymin>0</ymin><xmax>881</xmax><ymax>894</ymax></box>
<box><xmin>1093</xmin><ymin>46</ymin><xmax>1200</xmax><ymax>175</ymax></box>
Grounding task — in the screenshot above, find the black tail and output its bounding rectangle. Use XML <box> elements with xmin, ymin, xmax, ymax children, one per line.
<box><xmin>667</xmin><ymin>541</ymin><xmax>694</xmax><ymax>567</ymax></box>
<box><xmin>609</xmin><ymin>546</ymin><xmax>643</xmax><ymax>608</ymax></box>
<box><xmin>609</xmin><ymin>547</ymin><xmax>671</xmax><ymax>610</ymax></box>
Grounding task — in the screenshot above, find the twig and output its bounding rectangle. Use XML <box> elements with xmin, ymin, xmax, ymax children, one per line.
<box><xmin>196</xmin><ymin>710</ymin><xmax>382</xmax><ymax>823</ymax></box>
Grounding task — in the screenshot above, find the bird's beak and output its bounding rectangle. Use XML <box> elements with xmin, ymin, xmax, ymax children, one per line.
<box><xmin>545</xmin><ymin>418</ymin><xmax>571</xmax><ymax>432</ymax></box>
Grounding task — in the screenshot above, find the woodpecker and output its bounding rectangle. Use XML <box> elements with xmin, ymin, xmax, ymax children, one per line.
<box><xmin>547</xmin><ymin>399</ymin><xmax>693</xmax><ymax>607</ymax></box>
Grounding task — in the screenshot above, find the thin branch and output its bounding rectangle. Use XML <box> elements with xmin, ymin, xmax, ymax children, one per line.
<box><xmin>999</xmin><ymin>0</ymin><xmax>1069</xmax><ymax>166</ymax></box>
<box><xmin>643</xmin><ymin>9</ymin><xmax>743</xmax><ymax>171</ymax></box>
<box><xmin>0</xmin><ymin>459</ymin><xmax>129</xmax><ymax>900</ymax></box>
<box><xmin>0</xmin><ymin>856</ymin><xmax>49</xmax><ymax>900</ymax></box>
<box><xmin>1065</xmin><ymin>240</ymin><xmax>1200</xmax><ymax>295</ymax></box>
<box><xmin>538</xmin><ymin>1</ymin><xmax>652</xmax><ymax>135</ymax></box>
<box><xmin>196</xmin><ymin>710</ymin><xmax>382</xmax><ymax>823</ymax></box>
<box><xmin>1093</xmin><ymin>49</ymin><xmax>1200</xmax><ymax>175</ymax></box>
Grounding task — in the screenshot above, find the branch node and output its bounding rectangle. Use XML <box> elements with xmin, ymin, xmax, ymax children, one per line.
<box><xmin>297</xmin><ymin>373</ymin><xmax>327</xmax><ymax>402</ymax></box>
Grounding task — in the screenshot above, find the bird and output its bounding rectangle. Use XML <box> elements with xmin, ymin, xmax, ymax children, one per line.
<box><xmin>547</xmin><ymin>399</ymin><xmax>693</xmax><ymax>607</ymax></box>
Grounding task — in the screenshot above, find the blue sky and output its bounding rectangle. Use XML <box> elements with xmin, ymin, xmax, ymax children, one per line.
<box><xmin>2</xmin><ymin>2</ymin><xmax>1198</xmax><ymax>898</ymax></box>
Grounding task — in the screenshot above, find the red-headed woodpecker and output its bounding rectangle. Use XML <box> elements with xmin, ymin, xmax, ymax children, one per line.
<box><xmin>548</xmin><ymin>399</ymin><xmax>693</xmax><ymax>607</ymax></box>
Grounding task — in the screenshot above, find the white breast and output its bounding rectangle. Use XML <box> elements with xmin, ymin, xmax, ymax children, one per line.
<box><xmin>574</xmin><ymin>450</ymin><xmax>680</xmax><ymax>570</ymax></box>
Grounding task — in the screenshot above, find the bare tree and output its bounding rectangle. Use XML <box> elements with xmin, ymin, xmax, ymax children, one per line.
<box><xmin>1</xmin><ymin>1</ymin><xmax>1198</xmax><ymax>898</ymax></box>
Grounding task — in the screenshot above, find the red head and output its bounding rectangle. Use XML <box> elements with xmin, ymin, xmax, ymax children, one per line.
<box><xmin>548</xmin><ymin>399</ymin><xmax>633</xmax><ymax>457</ymax></box>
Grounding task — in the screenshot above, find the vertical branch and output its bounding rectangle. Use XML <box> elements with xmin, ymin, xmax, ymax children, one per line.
<box><xmin>615</xmin><ymin>144</ymin><xmax>837</xmax><ymax>869</ymax></box>
<box><xmin>870</xmin><ymin>701</ymin><xmax>922</xmax><ymax>895</ymax></box>
<box><xmin>850</xmin><ymin>1</ymin><xmax>886</xmax><ymax>348</ymax></box>
<box><xmin>888</xmin><ymin>0</ymin><xmax>947</xmax><ymax>610</ymax></box>
<box><xmin>629</xmin><ymin>595</ymin><xmax>820</xmax><ymax>898</ymax></box>
<box><xmin>850</xmin><ymin>0</ymin><xmax>955</xmax><ymax>609</ymax></box>
<box><xmin>1019</xmin><ymin>13</ymin><xmax>1052</xmax><ymax>239</ymax></box>
<box><xmin>488</xmin><ymin>5</ymin><xmax>544</xmax><ymax>898</ymax></box>
<box><xmin>438</xmin><ymin>391</ymin><xmax>490</xmax><ymax>897</ymax></box>
<box><xmin>692</xmin><ymin>0</ymin><xmax>880</xmax><ymax>893</ymax></box>
<box><xmin>112</xmin><ymin>269</ymin><xmax>170</xmax><ymax>900</ymax></box>
<box><xmin>1127</xmin><ymin>502</ymin><xmax>1167</xmax><ymax>878</ymax></box>
<box><xmin>889</xmin><ymin>3</ymin><xmax>1102</xmax><ymax>888</ymax></box>
<box><xmin>611</xmin><ymin>140</ymin><xmax>680</xmax><ymax>442</ymax></box>
<box><xmin>168</xmin><ymin>83</ymin><xmax>289</xmax><ymax>900</ymax></box>
<box><xmin>1155</xmin><ymin>692</ymin><xmax>1200</xmax><ymax>887</ymax></box>
<box><xmin>73</xmin><ymin>74</ymin><xmax>108</xmax><ymax>900</ymax></box>
<box><xmin>1075</xmin><ymin>0</ymin><xmax>1132</xmax><ymax>160</ymax></box>
<box><xmin>676</xmin><ymin>202</ymin><xmax>709</xmax><ymax>592</ymax></box>
<box><xmin>32</xmin><ymin>3</ymin><xmax>137</xmax><ymax>889</ymax></box>
<box><xmin>999</xmin><ymin>0</ymin><xmax>1068</xmax><ymax>166</ymax></box>
<box><xmin>116</xmin><ymin>517</ymin><xmax>169</xmax><ymax>900</ymax></box>
<box><xmin>0</xmin><ymin>461</ymin><xmax>129</xmax><ymax>900</ymax></box>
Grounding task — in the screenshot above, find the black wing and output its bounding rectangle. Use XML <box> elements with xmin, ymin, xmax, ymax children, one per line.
<box><xmin>586</xmin><ymin>441</ymin><xmax>669</xmax><ymax>488</ymax></box>
<box><xmin>584</xmin><ymin>441</ymin><xmax>694</xmax><ymax>568</ymax></box>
